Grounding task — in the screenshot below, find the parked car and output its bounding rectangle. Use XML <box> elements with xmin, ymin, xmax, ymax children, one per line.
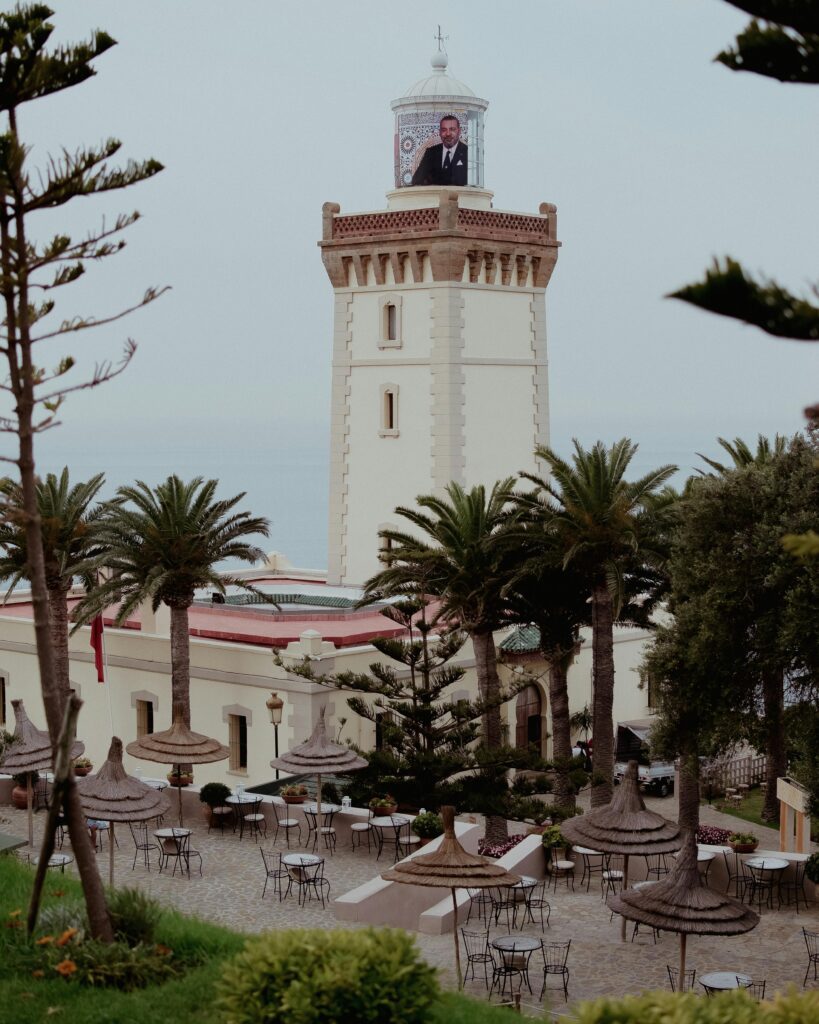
<box><xmin>613</xmin><ymin>719</ymin><xmax>675</xmax><ymax>797</ymax></box>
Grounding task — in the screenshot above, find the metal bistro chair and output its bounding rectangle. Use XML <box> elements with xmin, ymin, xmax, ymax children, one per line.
<box><xmin>465</xmin><ymin>886</ymin><xmax>495</xmax><ymax>925</ymax></box>
<box><xmin>287</xmin><ymin>857</ymin><xmax>331</xmax><ymax>908</ymax></box>
<box><xmin>780</xmin><ymin>859</ymin><xmax>809</xmax><ymax>914</ymax></box>
<box><xmin>723</xmin><ymin>849</ymin><xmax>753</xmax><ymax>900</ymax></box>
<box><xmin>803</xmin><ymin>927</ymin><xmax>819</xmax><ymax>986</ymax></box>
<box><xmin>644</xmin><ymin>852</ymin><xmax>670</xmax><ymax>880</ymax></box>
<box><xmin>128</xmin><ymin>820</ymin><xmax>153</xmax><ymax>871</ymax></box>
<box><xmin>208</xmin><ymin>803</ymin><xmax>234</xmax><ymax>835</ymax></box>
<box><xmin>157</xmin><ymin>831</ymin><xmax>202</xmax><ymax>879</ymax></box>
<box><xmin>746</xmin><ymin>863</ymin><xmax>781</xmax><ymax>912</ymax></box>
<box><xmin>241</xmin><ymin>797</ymin><xmax>267</xmax><ymax>842</ymax></box>
<box><xmin>743</xmin><ymin>978</ymin><xmax>766</xmax><ymax>1002</ymax></box>
<box><xmin>397</xmin><ymin>819</ymin><xmax>421</xmax><ymax>858</ymax></box>
<box><xmin>260</xmin><ymin>847</ymin><xmax>289</xmax><ymax>900</ymax></box>
<box><xmin>667</xmin><ymin>965</ymin><xmax>696</xmax><ymax>993</ymax></box>
<box><xmin>304</xmin><ymin>808</ymin><xmax>337</xmax><ymax>855</ymax></box>
<box><xmin>601</xmin><ymin>854</ymin><xmax>624</xmax><ymax>899</ymax></box>
<box><xmin>540</xmin><ymin>940</ymin><xmax>571</xmax><ymax>1002</ymax></box>
<box><xmin>578</xmin><ymin>848</ymin><xmax>605</xmax><ymax>891</ymax></box>
<box><xmin>491</xmin><ymin>884</ymin><xmax>521</xmax><ymax>933</ymax></box>
<box><xmin>350</xmin><ymin>809</ymin><xmax>374</xmax><ymax>852</ymax></box>
<box><xmin>519</xmin><ymin>878</ymin><xmax>551</xmax><ymax>932</ymax></box>
<box><xmin>489</xmin><ymin>943</ymin><xmax>534</xmax><ymax>1001</ymax></box>
<box><xmin>460</xmin><ymin>928</ymin><xmax>493</xmax><ymax>989</ymax></box>
<box><xmin>273</xmin><ymin>808</ymin><xmax>302</xmax><ymax>848</ymax></box>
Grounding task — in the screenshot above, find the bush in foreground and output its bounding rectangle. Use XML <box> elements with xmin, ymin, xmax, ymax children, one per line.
<box><xmin>575</xmin><ymin>988</ymin><xmax>819</xmax><ymax>1023</ymax></box>
<box><xmin>216</xmin><ymin>927</ymin><xmax>439</xmax><ymax>1024</ymax></box>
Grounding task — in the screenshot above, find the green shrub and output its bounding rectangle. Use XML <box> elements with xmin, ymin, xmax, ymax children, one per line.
<box><xmin>216</xmin><ymin>927</ymin><xmax>439</xmax><ymax>1024</ymax></box>
<box><xmin>199</xmin><ymin>782</ymin><xmax>232</xmax><ymax>808</ymax></box>
<box><xmin>411</xmin><ymin>812</ymin><xmax>443</xmax><ymax>838</ymax></box>
<box><xmin>41</xmin><ymin>937</ymin><xmax>181</xmax><ymax>991</ymax></box>
<box><xmin>575</xmin><ymin>988</ymin><xmax>819</xmax><ymax>1023</ymax></box>
<box><xmin>107</xmin><ymin>887</ymin><xmax>163</xmax><ymax>947</ymax></box>
<box><xmin>805</xmin><ymin>851</ymin><xmax>819</xmax><ymax>884</ymax></box>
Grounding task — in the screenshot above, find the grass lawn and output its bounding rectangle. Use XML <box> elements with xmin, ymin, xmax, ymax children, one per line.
<box><xmin>705</xmin><ymin>786</ymin><xmax>768</xmax><ymax>830</ymax></box>
<box><xmin>0</xmin><ymin>856</ymin><xmax>523</xmax><ymax>1024</ymax></box>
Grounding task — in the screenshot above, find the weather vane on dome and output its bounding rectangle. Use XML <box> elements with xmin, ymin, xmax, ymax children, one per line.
<box><xmin>434</xmin><ymin>25</ymin><xmax>448</xmax><ymax>54</ymax></box>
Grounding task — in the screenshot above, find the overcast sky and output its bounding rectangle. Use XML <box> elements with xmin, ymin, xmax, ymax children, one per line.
<box><xmin>5</xmin><ymin>1</ymin><xmax>817</xmax><ymax>567</ymax></box>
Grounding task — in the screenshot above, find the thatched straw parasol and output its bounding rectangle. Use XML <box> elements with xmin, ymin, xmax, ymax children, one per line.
<box><xmin>608</xmin><ymin>830</ymin><xmax>759</xmax><ymax>989</ymax></box>
<box><xmin>561</xmin><ymin>760</ymin><xmax>682</xmax><ymax>939</ymax></box>
<box><xmin>270</xmin><ymin>705</ymin><xmax>367</xmax><ymax>825</ymax></box>
<box><xmin>126</xmin><ymin>704</ymin><xmax>228</xmax><ymax>826</ymax></box>
<box><xmin>383</xmin><ymin>806</ymin><xmax>521</xmax><ymax>988</ymax></box>
<box><xmin>0</xmin><ymin>699</ymin><xmax>84</xmax><ymax>846</ymax></box>
<box><xmin>77</xmin><ymin>737</ymin><xmax>171</xmax><ymax>885</ymax></box>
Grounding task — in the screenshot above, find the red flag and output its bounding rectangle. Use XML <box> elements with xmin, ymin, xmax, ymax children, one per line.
<box><xmin>90</xmin><ymin>615</ymin><xmax>105</xmax><ymax>683</ymax></box>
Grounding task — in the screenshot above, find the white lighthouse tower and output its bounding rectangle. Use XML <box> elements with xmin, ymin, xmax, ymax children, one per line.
<box><xmin>321</xmin><ymin>49</ymin><xmax>560</xmax><ymax>587</ymax></box>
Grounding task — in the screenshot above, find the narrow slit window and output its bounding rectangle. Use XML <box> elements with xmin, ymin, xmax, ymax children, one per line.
<box><xmin>0</xmin><ymin>676</ymin><xmax>5</xmax><ymax>728</ymax></box>
<box><xmin>386</xmin><ymin>303</ymin><xmax>397</xmax><ymax>341</ymax></box>
<box><xmin>384</xmin><ymin>390</ymin><xmax>395</xmax><ymax>430</ymax></box>
<box><xmin>229</xmin><ymin>713</ymin><xmax>248</xmax><ymax>771</ymax></box>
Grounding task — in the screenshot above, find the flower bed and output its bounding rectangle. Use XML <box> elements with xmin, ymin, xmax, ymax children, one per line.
<box><xmin>696</xmin><ymin>824</ymin><xmax>732</xmax><ymax>845</ymax></box>
<box><xmin>478</xmin><ymin>834</ymin><xmax>527</xmax><ymax>859</ymax></box>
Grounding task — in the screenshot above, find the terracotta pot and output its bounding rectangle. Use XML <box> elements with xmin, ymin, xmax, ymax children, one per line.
<box><xmin>168</xmin><ymin>776</ymin><xmax>192</xmax><ymax>788</ymax></box>
<box><xmin>73</xmin><ymin>765</ymin><xmax>91</xmax><ymax>777</ymax></box>
<box><xmin>11</xmin><ymin>785</ymin><xmax>28</xmax><ymax>810</ymax></box>
<box><xmin>283</xmin><ymin>795</ymin><xmax>306</xmax><ymax>805</ymax></box>
<box><xmin>418</xmin><ymin>836</ymin><xmax>431</xmax><ymax>847</ymax></box>
<box><xmin>371</xmin><ymin>803</ymin><xmax>398</xmax><ymax>817</ymax></box>
<box><xmin>729</xmin><ymin>842</ymin><xmax>758</xmax><ymax>854</ymax></box>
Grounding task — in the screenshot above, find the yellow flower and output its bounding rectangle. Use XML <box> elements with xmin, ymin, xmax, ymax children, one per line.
<box><xmin>55</xmin><ymin>928</ymin><xmax>78</xmax><ymax>947</ymax></box>
<box><xmin>36</xmin><ymin>935</ymin><xmax>54</xmax><ymax>945</ymax></box>
<box><xmin>8</xmin><ymin>909</ymin><xmax>21</xmax><ymax>918</ymax></box>
<box><xmin>54</xmin><ymin>959</ymin><xmax>77</xmax><ymax>977</ymax></box>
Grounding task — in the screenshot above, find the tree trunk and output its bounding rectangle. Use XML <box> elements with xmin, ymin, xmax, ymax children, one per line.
<box><xmin>48</xmin><ymin>584</ymin><xmax>71</xmax><ymax>698</ymax></box>
<box><xmin>471</xmin><ymin>630</ymin><xmax>508</xmax><ymax>843</ymax></box>
<box><xmin>761</xmin><ymin>668</ymin><xmax>785</xmax><ymax>824</ymax></box>
<box><xmin>546</xmin><ymin>649</ymin><xmax>575</xmax><ymax>812</ymax></box>
<box><xmin>169</xmin><ymin>602</ymin><xmax>192</xmax><ymax>726</ymax></box>
<box><xmin>590</xmin><ymin>582</ymin><xmax>615</xmax><ymax>807</ymax></box>
<box><xmin>677</xmin><ymin>753</ymin><xmax>700</xmax><ymax>833</ymax></box>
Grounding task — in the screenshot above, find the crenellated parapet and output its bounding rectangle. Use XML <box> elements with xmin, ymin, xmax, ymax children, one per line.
<box><xmin>319</xmin><ymin>191</ymin><xmax>560</xmax><ymax>289</ymax></box>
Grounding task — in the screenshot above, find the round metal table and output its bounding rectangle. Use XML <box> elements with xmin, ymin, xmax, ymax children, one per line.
<box><xmin>699</xmin><ymin>971</ymin><xmax>751</xmax><ymax>993</ymax></box>
<box><xmin>31</xmin><ymin>852</ymin><xmax>73</xmax><ymax>872</ymax></box>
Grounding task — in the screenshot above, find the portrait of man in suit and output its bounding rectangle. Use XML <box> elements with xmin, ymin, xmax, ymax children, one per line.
<box><xmin>411</xmin><ymin>114</ymin><xmax>468</xmax><ymax>187</ymax></box>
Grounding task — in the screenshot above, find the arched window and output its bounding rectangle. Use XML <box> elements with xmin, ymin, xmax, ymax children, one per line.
<box><xmin>378</xmin><ymin>294</ymin><xmax>402</xmax><ymax>348</ymax></box>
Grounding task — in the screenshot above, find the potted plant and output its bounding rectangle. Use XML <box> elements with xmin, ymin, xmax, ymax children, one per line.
<box><xmin>411</xmin><ymin>811</ymin><xmax>443</xmax><ymax>846</ymax></box>
<box><xmin>72</xmin><ymin>756</ymin><xmax>93</xmax><ymax>777</ymax></box>
<box><xmin>199</xmin><ymin>781</ymin><xmax>231</xmax><ymax>824</ymax></box>
<box><xmin>728</xmin><ymin>831</ymin><xmax>758</xmax><ymax>853</ymax></box>
<box><xmin>369</xmin><ymin>793</ymin><xmax>398</xmax><ymax>817</ymax></box>
<box><xmin>11</xmin><ymin>771</ymin><xmax>37</xmax><ymax>810</ymax></box>
<box><xmin>281</xmin><ymin>783</ymin><xmax>308</xmax><ymax>805</ymax></box>
<box><xmin>167</xmin><ymin>768</ymin><xmax>193</xmax><ymax>787</ymax></box>
<box><xmin>805</xmin><ymin>852</ymin><xmax>819</xmax><ymax>885</ymax></box>
<box><xmin>541</xmin><ymin>824</ymin><xmax>568</xmax><ymax>865</ymax></box>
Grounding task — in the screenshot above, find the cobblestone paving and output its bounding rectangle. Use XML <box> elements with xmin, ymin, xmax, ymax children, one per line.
<box><xmin>3</xmin><ymin>798</ymin><xmax>816</xmax><ymax>1019</ymax></box>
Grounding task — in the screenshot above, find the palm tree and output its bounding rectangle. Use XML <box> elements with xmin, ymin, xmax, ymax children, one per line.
<box><xmin>697</xmin><ymin>433</ymin><xmax>789</xmax><ymax>476</ymax></box>
<box><xmin>0</xmin><ymin>469</ymin><xmax>105</xmax><ymax>695</ymax></box>
<box><xmin>74</xmin><ymin>476</ymin><xmax>269</xmax><ymax>727</ymax></box>
<box><xmin>362</xmin><ymin>480</ymin><xmax>519</xmax><ymax>843</ymax></box>
<box><xmin>525</xmin><ymin>440</ymin><xmax>677</xmax><ymax>806</ymax></box>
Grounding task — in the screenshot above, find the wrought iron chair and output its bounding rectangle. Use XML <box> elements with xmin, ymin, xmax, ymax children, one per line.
<box><xmin>519</xmin><ymin>878</ymin><xmax>551</xmax><ymax>932</ymax></box>
<box><xmin>273</xmin><ymin>809</ymin><xmax>302</xmax><ymax>848</ymax></box>
<box><xmin>157</xmin><ymin>830</ymin><xmax>201</xmax><ymax>878</ymax></box>
<box><xmin>241</xmin><ymin>797</ymin><xmax>267</xmax><ymax>842</ymax></box>
<box><xmin>746</xmin><ymin>863</ymin><xmax>781</xmax><ymax>911</ymax></box>
<box><xmin>128</xmin><ymin>820</ymin><xmax>153</xmax><ymax>870</ymax></box>
<box><xmin>540</xmin><ymin>940</ymin><xmax>571</xmax><ymax>1002</ymax></box>
<box><xmin>260</xmin><ymin>847</ymin><xmax>288</xmax><ymax>900</ymax></box>
<box><xmin>286</xmin><ymin>856</ymin><xmax>331</xmax><ymax>907</ymax></box>
<box><xmin>644</xmin><ymin>852</ymin><xmax>670</xmax><ymax>879</ymax></box>
<box><xmin>304</xmin><ymin>808</ymin><xmax>337</xmax><ymax>855</ymax></box>
<box><xmin>460</xmin><ymin>928</ymin><xmax>492</xmax><ymax>988</ymax></box>
<box><xmin>465</xmin><ymin>886</ymin><xmax>495</xmax><ymax>925</ymax></box>
<box><xmin>601</xmin><ymin>854</ymin><xmax>624</xmax><ymax>898</ymax></box>
<box><xmin>780</xmin><ymin>859</ymin><xmax>808</xmax><ymax>913</ymax></box>
<box><xmin>803</xmin><ymin>927</ymin><xmax>819</xmax><ymax>986</ymax></box>
<box><xmin>491</xmin><ymin>884</ymin><xmax>520</xmax><ymax>932</ymax></box>
<box><xmin>350</xmin><ymin>809</ymin><xmax>374</xmax><ymax>852</ymax></box>
<box><xmin>723</xmin><ymin>849</ymin><xmax>752</xmax><ymax>900</ymax></box>
<box><xmin>489</xmin><ymin>943</ymin><xmax>534</xmax><ymax>1000</ymax></box>
<box><xmin>666</xmin><ymin>965</ymin><xmax>695</xmax><ymax>992</ymax></box>
<box><xmin>578</xmin><ymin>848</ymin><xmax>605</xmax><ymax>891</ymax></box>
<box><xmin>743</xmin><ymin>978</ymin><xmax>766</xmax><ymax>1001</ymax></box>
<box><xmin>208</xmin><ymin>804</ymin><xmax>234</xmax><ymax>835</ymax></box>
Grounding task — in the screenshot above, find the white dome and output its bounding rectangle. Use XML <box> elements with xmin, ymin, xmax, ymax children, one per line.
<box><xmin>401</xmin><ymin>51</ymin><xmax>475</xmax><ymax>99</ymax></box>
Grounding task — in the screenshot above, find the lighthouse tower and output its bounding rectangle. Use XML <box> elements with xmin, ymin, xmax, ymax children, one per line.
<box><xmin>321</xmin><ymin>49</ymin><xmax>560</xmax><ymax>587</ymax></box>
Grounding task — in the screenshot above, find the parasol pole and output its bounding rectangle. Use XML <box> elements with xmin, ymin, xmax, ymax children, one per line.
<box><xmin>451</xmin><ymin>888</ymin><xmax>463</xmax><ymax>989</ymax></box>
<box><xmin>26</xmin><ymin>772</ymin><xmax>33</xmax><ymax>847</ymax></box>
<box><xmin>679</xmin><ymin>932</ymin><xmax>687</xmax><ymax>991</ymax></box>
<box><xmin>619</xmin><ymin>854</ymin><xmax>630</xmax><ymax>941</ymax></box>
<box><xmin>175</xmin><ymin>763</ymin><xmax>184</xmax><ymax>827</ymax></box>
<box><xmin>109</xmin><ymin>822</ymin><xmax>115</xmax><ymax>886</ymax></box>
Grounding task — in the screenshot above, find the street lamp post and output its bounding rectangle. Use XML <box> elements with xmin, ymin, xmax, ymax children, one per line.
<box><xmin>266</xmin><ymin>691</ymin><xmax>284</xmax><ymax>779</ymax></box>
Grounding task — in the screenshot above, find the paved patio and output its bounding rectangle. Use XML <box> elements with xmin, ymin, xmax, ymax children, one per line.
<box><xmin>2</xmin><ymin>796</ymin><xmax>816</xmax><ymax>1018</ymax></box>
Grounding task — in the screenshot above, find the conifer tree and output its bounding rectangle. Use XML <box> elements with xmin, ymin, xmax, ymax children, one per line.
<box><xmin>0</xmin><ymin>5</ymin><xmax>165</xmax><ymax>939</ymax></box>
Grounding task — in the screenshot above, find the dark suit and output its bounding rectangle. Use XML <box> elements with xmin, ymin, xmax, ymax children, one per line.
<box><xmin>411</xmin><ymin>141</ymin><xmax>468</xmax><ymax>186</ymax></box>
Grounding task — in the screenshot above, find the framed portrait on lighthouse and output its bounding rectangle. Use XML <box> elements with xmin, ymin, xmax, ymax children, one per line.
<box><xmin>395</xmin><ymin>107</ymin><xmax>484</xmax><ymax>189</ymax></box>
